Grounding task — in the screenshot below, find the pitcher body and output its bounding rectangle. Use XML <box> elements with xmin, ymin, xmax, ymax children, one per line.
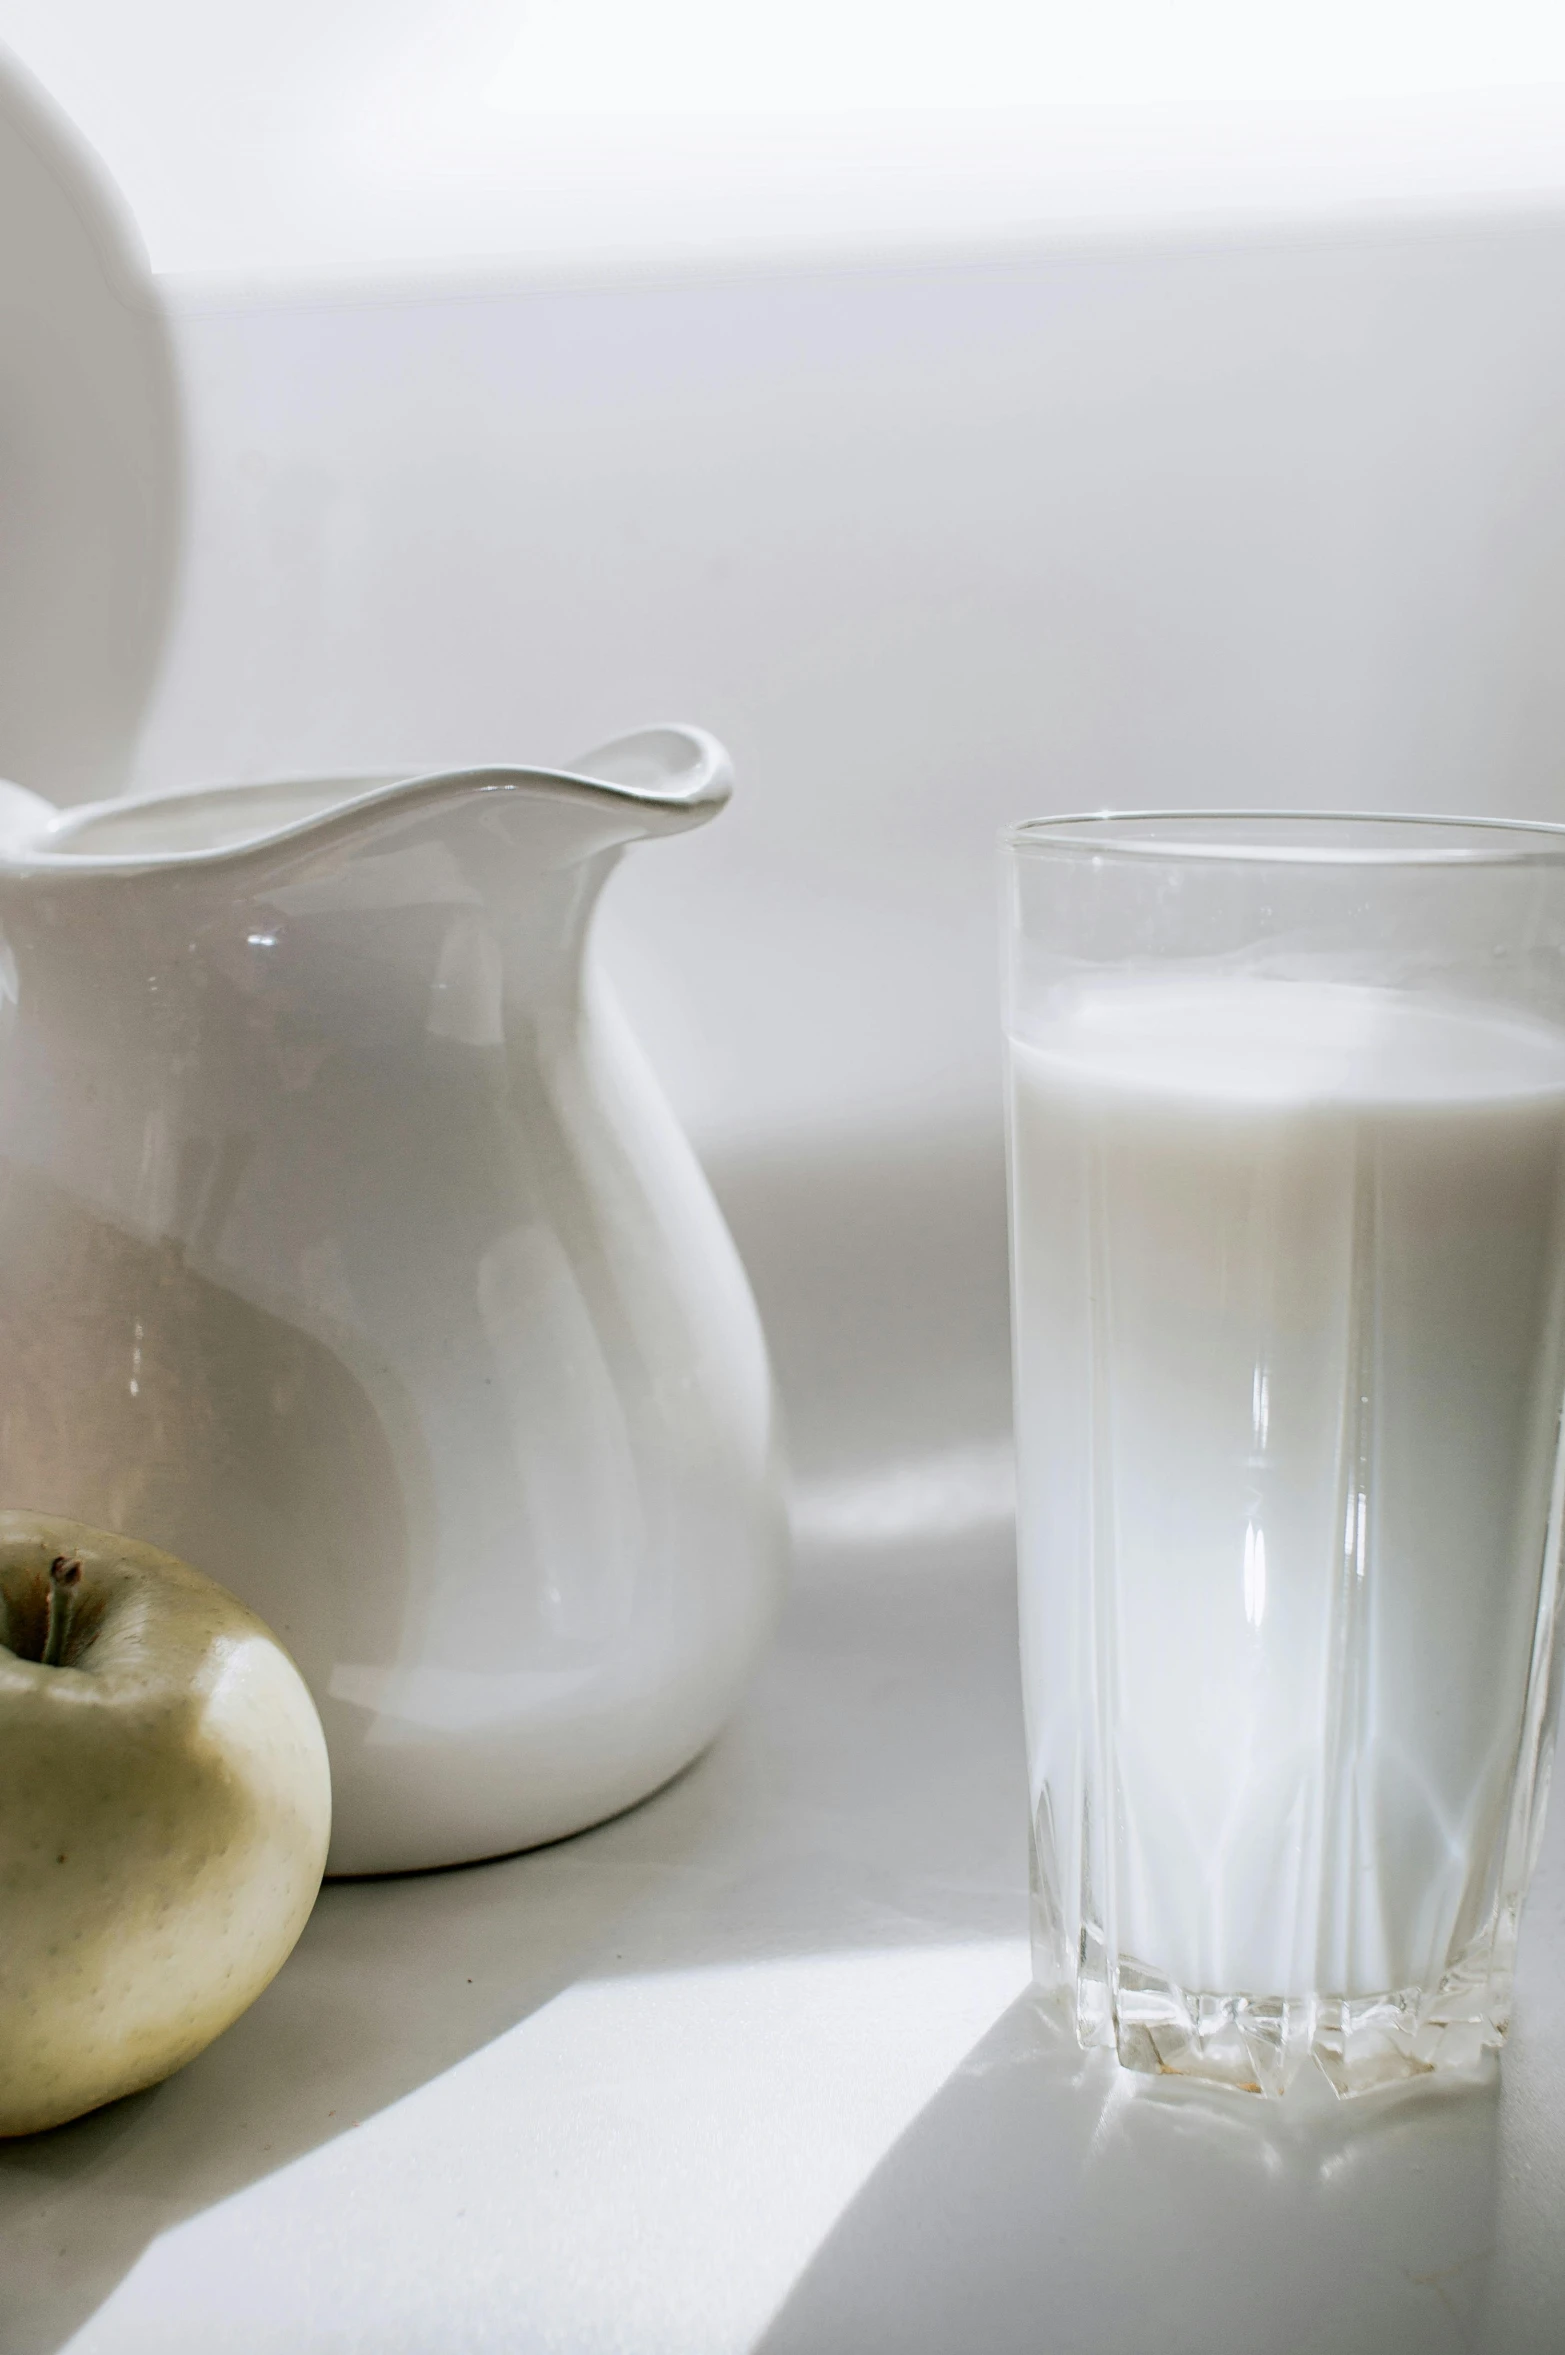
<box><xmin>0</xmin><ymin>731</ymin><xmax>786</xmax><ymax>1871</ymax></box>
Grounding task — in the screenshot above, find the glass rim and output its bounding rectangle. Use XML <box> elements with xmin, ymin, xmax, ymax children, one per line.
<box><xmin>1003</xmin><ymin>809</ymin><xmax>1565</xmax><ymax>867</ymax></box>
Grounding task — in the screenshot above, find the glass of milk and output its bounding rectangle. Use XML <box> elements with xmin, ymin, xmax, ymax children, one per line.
<box><xmin>1005</xmin><ymin>813</ymin><xmax>1565</xmax><ymax>2097</ymax></box>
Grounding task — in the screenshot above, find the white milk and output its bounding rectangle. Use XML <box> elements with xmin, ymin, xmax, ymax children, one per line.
<box><xmin>1009</xmin><ymin>978</ymin><xmax>1565</xmax><ymax>2004</ymax></box>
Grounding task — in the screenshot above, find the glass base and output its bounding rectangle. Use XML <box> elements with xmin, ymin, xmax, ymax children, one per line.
<box><xmin>1084</xmin><ymin>1958</ymin><xmax>1503</xmax><ymax>2100</ymax></box>
<box><xmin>1030</xmin><ymin>1786</ymin><xmax>1521</xmax><ymax>2098</ymax></box>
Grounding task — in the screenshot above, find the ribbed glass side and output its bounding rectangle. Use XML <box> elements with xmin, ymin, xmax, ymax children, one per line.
<box><xmin>1011</xmin><ymin>999</ymin><xmax>1565</xmax><ymax>2099</ymax></box>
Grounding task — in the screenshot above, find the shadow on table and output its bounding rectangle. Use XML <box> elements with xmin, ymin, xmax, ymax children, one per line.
<box><xmin>0</xmin><ymin>1118</ymin><xmax>1023</xmax><ymax>2354</ymax></box>
<box><xmin>706</xmin><ymin>1116</ymin><xmax>1012</xmax><ymax>1494</ymax></box>
<box><xmin>0</xmin><ymin>1529</ymin><xmax>1025</xmax><ymax>2355</ymax></box>
<box><xmin>0</xmin><ymin>1843</ymin><xmax>618</xmax><ymax>2355</ymax></box>
<box><xmin>755</xmin><ymin>1993</ymin><xmax>1509</xmax><ymax>2355</ymax></box>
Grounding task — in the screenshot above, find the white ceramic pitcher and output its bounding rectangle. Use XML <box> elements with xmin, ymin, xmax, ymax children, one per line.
<box><xmin>0</xmin><ymin>727</ymin><xmax>785</xmax><ymax>1872</ymax></box>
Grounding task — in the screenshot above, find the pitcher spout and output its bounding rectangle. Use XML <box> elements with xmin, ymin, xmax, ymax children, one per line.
<box><xmin>563</xmin><ymin>725</ymin><xmax>731</xmax><ymax>834</ymax></box>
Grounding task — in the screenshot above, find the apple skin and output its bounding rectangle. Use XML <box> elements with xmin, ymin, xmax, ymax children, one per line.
<box><xmin>0</xmin><ymin>1511</ymin><xmax>331</xmax><ymax>2136</ymax></box>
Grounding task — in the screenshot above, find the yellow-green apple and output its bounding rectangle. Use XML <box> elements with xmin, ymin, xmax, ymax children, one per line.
<box><xmin>0</xmin><ymin>1512</ymin><xmax>331</xmax><ymax>2135</ymax></box>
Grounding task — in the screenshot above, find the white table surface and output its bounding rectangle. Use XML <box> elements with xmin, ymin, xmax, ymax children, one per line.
<box><xmin>6</xmin><ymin>1525</ymin><xmax>1565</xmax><ymax>2353</ymax></box>
<box><xmin>6</xmin><ymin>1133</ymin><xmax>1565</xmax><ymax>2355</ymax></box>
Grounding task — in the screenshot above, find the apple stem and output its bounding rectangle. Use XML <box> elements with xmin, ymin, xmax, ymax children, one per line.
<box><xmin>40</xmin><ymin>1555</ymin><xmax>82</xmax><ymax>1669</ymax></box>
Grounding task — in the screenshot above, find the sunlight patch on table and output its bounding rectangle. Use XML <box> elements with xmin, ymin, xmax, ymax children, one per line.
<box><xmin>63</xmin><ymin>1939</ymin><xmax>1031</xmax><ymax>2355</ymax></box>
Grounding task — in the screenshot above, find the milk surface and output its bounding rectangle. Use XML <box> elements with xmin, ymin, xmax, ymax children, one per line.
<box><xmin>1009</xmin><ymin>978</ymin><xmax>1565</xmax><ymax>2002</ymax></box>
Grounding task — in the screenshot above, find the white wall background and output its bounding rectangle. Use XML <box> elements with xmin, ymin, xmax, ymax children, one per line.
<box><xmin>122</xmin><ymin>224</ymin><xmax>1565</xmax><ymax>1156</ymax></box>
<box><xmin>9</xmin><ymin>1</ymin><xmax>1565</xmax><ymax>284</ymax></box>
<box><xmin>8</xmin><ymin>11</ymin><xmax>1565</xmax><ymax>1496</ymax></box>
<box><xmin>7</xmin><ymin>7</ymin><xmax>1565</xmax><ymax>1154</ymax></box>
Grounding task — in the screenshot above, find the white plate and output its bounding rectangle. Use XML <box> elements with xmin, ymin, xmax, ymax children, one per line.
<box><xmin>0</xmin><ymin>52</ymin><xmax>179</xmax><ymax>802</ymax></box>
